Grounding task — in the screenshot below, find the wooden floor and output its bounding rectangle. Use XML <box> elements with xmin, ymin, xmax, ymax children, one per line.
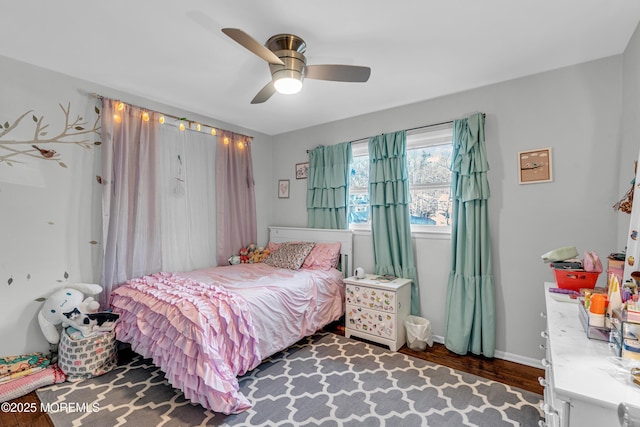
<box><xmin>0</xmin><ymin>327</ymin><xmax>543</xmax><ymax>427</ymax></box>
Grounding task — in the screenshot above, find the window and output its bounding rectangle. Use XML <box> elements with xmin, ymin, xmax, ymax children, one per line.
<box><xmin>348</xmin><ymin>124</ymin><xmax>453</xmax><ymax>231</ymax></box>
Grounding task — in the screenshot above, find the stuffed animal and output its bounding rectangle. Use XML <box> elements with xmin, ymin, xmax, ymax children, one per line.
<box><xmin>249</xmin><ymin>248</ymin><xmax>260</xmax><ymax>263</ymax></box>
<box><xmin>37</xmin><ymin>283</ymin><xmax>103</xmax><ymax>344</ymax></box>
<box><xmin>62</xmin><ymin>309</ymin><xmax>119</xmax><ymax>339</ymax></box>
<box><xmin>228</xmin><ymin>255</ymin><xmax>241</xmax><ymax>265</ymax></box>
<box><xmin>239</xmin><ymin>247</ymin><xmax>249</xmax><ymax>264</ymax></box>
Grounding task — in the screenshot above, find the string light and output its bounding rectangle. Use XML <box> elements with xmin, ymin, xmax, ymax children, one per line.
<box><xmin>98</xmin><ymin>97</ymin><xmax>249</xmax><ymax>142</ymax></box>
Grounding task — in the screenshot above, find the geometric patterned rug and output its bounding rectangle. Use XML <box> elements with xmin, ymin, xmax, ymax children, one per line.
<box><xmin>37</xmin><ymin>332</ymin><xmax>543</xmax><ymax>427</ymax></box>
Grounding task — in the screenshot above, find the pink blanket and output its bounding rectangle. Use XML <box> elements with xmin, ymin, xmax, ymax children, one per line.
<box><xmin>111</xmin><ymin>265</ymin><xmax>344</xmax><ymax>414</ymax></box>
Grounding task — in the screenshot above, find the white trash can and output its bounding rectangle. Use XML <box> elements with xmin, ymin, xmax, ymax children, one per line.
<box><xmin>404</xmin><ymin>316</ymin><xmax>433</xmax><ymax>351</ymax></box>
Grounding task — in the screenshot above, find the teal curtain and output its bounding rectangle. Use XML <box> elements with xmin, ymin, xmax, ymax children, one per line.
<box><xmin>444</xmin><ymin>113</ymin><xmax>495</xmax><ymax>357</ymax></box>
<box><xmin>307</xmin><ymin>142</ymin><xmax>352</xmax><ymax>229</ymax></box>
<box><xmin>369</xmin><ymin>131</ymin><xmax>419</xmax><ymax>315</ymax></box>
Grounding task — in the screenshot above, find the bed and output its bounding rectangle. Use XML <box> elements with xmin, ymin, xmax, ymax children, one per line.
<box><xmin>110</xmin><ymin>226</ymin><xmax>353</xmax><ymax>414</ymax></box>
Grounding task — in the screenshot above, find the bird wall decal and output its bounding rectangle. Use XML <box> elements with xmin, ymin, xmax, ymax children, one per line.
<box><xmin>31</xmin><ymin>145</ymin><xmax>57</xmax><ymax>158</ymax></box>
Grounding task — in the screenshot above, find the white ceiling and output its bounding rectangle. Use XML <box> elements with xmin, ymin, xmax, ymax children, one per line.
<box><xmin>2</xmin><ymin>1</ymin><xmax>640</xmax><ymax>135</ymax></box>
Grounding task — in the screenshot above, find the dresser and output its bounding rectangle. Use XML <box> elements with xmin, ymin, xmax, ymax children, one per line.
<box><xmin>541</xmin><ymin>282</ymin><xmax>640</xmax><ymax>426</ymax></box>
<box><xmin>344</xmin><ymin>275</ymin><xmax>411</xmax><ymax>351</ymax></box>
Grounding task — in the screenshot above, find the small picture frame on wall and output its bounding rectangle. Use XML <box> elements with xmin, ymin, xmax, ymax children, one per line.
<box><xmin>278</xmin><ymin>179</ymin><xmax>290</xmax><ymax>199</ymax></box>
<box><xmin>295</xmin><ymin>162</ymin><xmax>309</xmax><ymax>179</ymax></box>
<box><xmin>518</xmin><ymin>148</ymin><xmax>553</xmax><ymax>184</ymax></box>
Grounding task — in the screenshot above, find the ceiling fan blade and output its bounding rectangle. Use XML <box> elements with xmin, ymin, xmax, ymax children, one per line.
<box><xmin>305</xmin><ymin>64</ymin><xmax>371</xmax><ymax>82</ymax></box>
<box><xmin>251</xmin><ymin>81</ymin><xmax>276</xmax><ymax>104</ymax></box>
<box><xmin>222</xmin><ymin>28</ymin><xmax>285</xmax><ymax>66</ymax></box>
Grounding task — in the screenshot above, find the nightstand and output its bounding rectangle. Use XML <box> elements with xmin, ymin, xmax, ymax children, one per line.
<box><xmin>344</xmin><ymin>275</ymin><xmax>411</xmax><ymax>351</ymax></box>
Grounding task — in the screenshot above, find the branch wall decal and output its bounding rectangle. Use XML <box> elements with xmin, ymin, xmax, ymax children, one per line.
<box><xmin>0</xmin><ymin>102</ymin><xmax>101</xmax><ymax>167</ymax></box>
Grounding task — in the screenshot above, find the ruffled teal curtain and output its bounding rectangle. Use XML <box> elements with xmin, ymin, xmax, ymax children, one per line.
<box><xmin>369</xmin><ymin>131</ymin><xmax>419</xmax><ymax>315</ymax></box>
<box><xmin>307</xmin><ymin>142</ymin><xmax>352</xmax><ymax>229</ymax></box>
<box><xmin>444</xmin><ymin>112</ymin><xmax>495</xmax><ymax>357</ymax></box>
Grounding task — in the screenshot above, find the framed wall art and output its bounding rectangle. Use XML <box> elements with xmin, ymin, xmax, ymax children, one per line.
<box><xmin>295</xmin><ymin>162</ymin><xmax>309</xmax><ymax>179</ymax></box>
<box><xmin>278</xmin><ymin>179</ymin><xmax>290</xmax><ymax>199</ymax></box>
<box><xmin>518</xmin><ymin>148</ymin><xmax>553</xmax><ymax>184</ymax></box>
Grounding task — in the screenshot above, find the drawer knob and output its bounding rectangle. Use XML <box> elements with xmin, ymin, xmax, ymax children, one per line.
<box><xmin>541</xmin><ymin>402</ymin><xmax>557</xmax><ymax>416</ymax></box>
<box><xmin>540</xmin><ymin>311</ymin><xmax>547</xmax><ymax>318</ymax></box>
<box><xmin>538</xmin><ymin>376</ymin><xmax>547</xmax><ymax>387</ymax></box>
<box><xmin>539</xmin><ymin>343</ymin><xmax>546</xmax><ymax>350</ymax></box>
<box><xmin>541</xmin><ymin>358</ymin><xmax>550</xmax><ymax>368</ymax></box>
<box><xmin>540</xmin><ymin>331</ymin><xmax>549</xmax><ymax>339</ymax></box>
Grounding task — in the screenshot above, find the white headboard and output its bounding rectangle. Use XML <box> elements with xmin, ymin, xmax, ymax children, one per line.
<box><xmin>268</xmin><ymin>226</ymin><xmax>353</xmax><ymax>277</ymax></box>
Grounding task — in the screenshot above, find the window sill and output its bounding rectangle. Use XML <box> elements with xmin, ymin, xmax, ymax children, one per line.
<box><xmin>350</xmin><ymin>227</ymin><xmax>451</xmax><ymax>240</ymax></box>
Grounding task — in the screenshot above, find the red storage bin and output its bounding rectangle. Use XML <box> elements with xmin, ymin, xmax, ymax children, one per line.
<box><xmin>552</xmin><ymin>268</ymin><xmax>599</xmax><ymax>291</ymax></box>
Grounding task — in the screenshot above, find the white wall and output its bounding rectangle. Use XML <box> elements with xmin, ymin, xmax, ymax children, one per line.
<box><xmin>620</xmin><ymin>23</ymin><xmax>640</xmax><ymax>250</ymax></box>
<box><xmin>0</xmin><ymin>55</ymin><xmax>273</xmax><ymax>356</ymax></box>
<box><xmin>271</xmin><ymin>55</ymin><xmax>624</xmax><ymax>366</ymax></box>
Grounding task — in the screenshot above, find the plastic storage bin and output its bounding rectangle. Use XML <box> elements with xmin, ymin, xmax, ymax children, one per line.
<box><xmin>577</xmin><ymin>300</ymin><xmax>610</xmax><ymax>341</ymax></box>
<box><xmin>622</xmin><ymin>339</ymin><xmax>640</xmax><ymax>361</ymax></box>
<box><xmin>404</xmin><ymin>316</ymin><xmax>433</xmax><ymax>351</ymax></box>
<box><xmin>552</xmin><ymin>268</ymin><xmax>599</xmax><ymax>291</ymax></box>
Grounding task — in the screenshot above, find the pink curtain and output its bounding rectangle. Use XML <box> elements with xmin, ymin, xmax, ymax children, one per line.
<box><xmin>100</xmin><ymin>99</ymin><xmax>161</xmax><ymax>307</ymax></box>
<box><xmin>215</xmin><ymin>130</ymin><xmax>257</xmax><ymax>265</ymax></box>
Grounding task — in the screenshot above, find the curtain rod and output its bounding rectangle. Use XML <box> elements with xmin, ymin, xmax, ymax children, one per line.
<box><xmin>306</xmin><ymin>113</ymin><xmax>485</xmax><ymax>153</ymax></box>
<box><xmin>90</xmin><ymin>93</ymin><xmax>253</xmax><ymax>140</ymax></box>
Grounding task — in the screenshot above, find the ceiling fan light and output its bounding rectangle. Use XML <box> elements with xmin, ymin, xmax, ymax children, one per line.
<box><xmin>272</xmin><ymin>68</ymin><xmax>304</xmax><ymax>95</ymax></box>
<box><xmin>274</xmin><ymin>77</ymin><xmax>303</xmax><ymax>94</ymax></box>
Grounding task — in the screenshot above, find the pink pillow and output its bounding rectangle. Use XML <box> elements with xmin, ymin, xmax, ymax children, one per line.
<box><xmin>302</xmin><ymin>242</ymin><xmax>341</xmax><ymax>270</ymax></box>
<box><xmin>267</xmin><ymin>241</ymin><xmax>282</xmax><ymax>253</ymax></box>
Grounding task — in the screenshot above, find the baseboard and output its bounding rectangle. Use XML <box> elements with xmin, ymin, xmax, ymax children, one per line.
<box><xmin>431</xmin><ymin>334</ymin><xmax>543</xmax><ymax>369</ymax></box>
<box><xmin>493</xmin><ymin>350</ymin><xmax>542</xmax><ymax>369</ymax></box>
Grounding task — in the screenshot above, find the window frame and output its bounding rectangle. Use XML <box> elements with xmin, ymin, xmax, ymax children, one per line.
<box><xmin>348</xmin><ymin>123</ymin><xmax>453</xmax><ymax>235</ymax></box>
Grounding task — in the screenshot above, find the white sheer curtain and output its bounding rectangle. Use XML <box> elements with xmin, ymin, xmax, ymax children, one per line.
<box><xmin>101</xmin><ymin>98</ymin><xmax>218</xmax><ymax>306</ymax></box>
<box><xmin>159</xmin><ymin>125</ymin><xmax>216</xmax><ymax>272</ymax></box>
<box><xmin>101</xmin><ymin>99</ymin><xmax>161</xmax><ymax>307</ymax></box>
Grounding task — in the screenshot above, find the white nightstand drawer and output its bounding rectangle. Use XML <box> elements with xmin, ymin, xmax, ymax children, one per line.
<box><xmin>346</xmin><ymin>304</ymin><xmax>395</xmax><ymax>340</ymax></box>
<box><xmin>345</xmin><ymin>284</ymin><xmax>396</xmax><ymax>313</ymax></box>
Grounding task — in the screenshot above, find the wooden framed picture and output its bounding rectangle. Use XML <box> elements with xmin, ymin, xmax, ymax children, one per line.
<box><xmin>278</xmin><ymin>179</ymin><xmax>290</xmax><ymax>199</ymax></box>
<box><xmin>295</xmin><ymin>162</ymin><xmax>309</xmax><ymax>179</ymax></box>
<box><xmin>518</xmin><ymin>148</ymin><xmax>552</xmax><ymax>184</ymax></box>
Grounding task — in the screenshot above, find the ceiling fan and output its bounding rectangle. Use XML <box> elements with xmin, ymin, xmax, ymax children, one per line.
<box><xmin>221</xmin><ymin>28</ymin><xmax>371</xmax><ymax>104</ymax></box>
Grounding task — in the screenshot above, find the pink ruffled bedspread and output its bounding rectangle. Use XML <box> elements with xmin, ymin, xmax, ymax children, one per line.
<box><xmin>110</xmin><ymin>272</ymin><xmax>261</xmax><ymax>414</ymax></box>
<box><xmin>110</xmin><ymin>265</ymin><xmax>345</xmax><ymax>414</ymax></box>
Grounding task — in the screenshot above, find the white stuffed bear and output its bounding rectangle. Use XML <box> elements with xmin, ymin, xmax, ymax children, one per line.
<box><xmin>37</xmin><ymin>283</ymin><xmax>103</xmax><ymax>344</ymax></box>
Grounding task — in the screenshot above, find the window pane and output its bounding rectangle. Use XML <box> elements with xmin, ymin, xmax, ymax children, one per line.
<box><xmin>407</xmin><ymin>144</ymin><xmax>452</xmax><ymax>185</ymax></box>
<box><xmin>410</xmin><ymin>187</ymin><xmax>452</xmax><ymax>226</ymax></box>
<box><xmin>350</xmin><ymin>155</ymin><xmax>369</xmax><ymax>189</ymax></box>
<box><xmin>348</xmin><ymin>192</ymin><xmax>370</xmax><ymax>224</ymax></box>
